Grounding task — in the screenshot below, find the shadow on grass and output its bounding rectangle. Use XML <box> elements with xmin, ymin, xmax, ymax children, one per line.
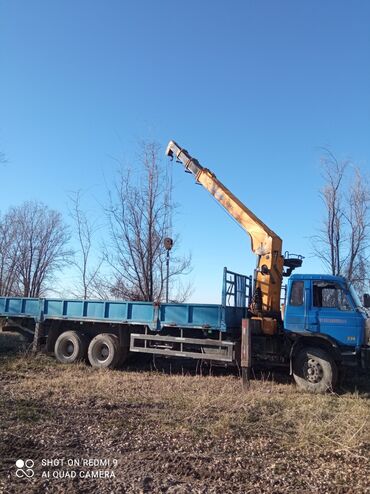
<box><xmin>337</xmin><ymin>368</ymin><xmax>370</xmax><ymax>395</ymax></box>
<box><xmin>124</xmin><ymin>353</ymin><xmax>293</xmax><ymax>385</ymax></box>
<box><xmin>123</xmin><ymin>354</ymin><xmax>370</xmax><ymax>395</ymax></box>
<box><xmin>1</xmin><ymin>332</ymin><xmax>369</xmax><ymax>395</ymax></box>
<box><xmin>0</xmin><ymin>331</ymin><xmax>29</xmax><ymax>354</ymax></box>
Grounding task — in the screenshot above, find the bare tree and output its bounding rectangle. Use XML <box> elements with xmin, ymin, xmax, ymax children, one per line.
<box><xmin>313</xmin><ymin>149</ymin><xmax>370</xmax><ymax>292</ymax></box>
<box><xmin>69</xmin><ymin>190</ymin><xmax>102</xmax><ymax>299</ymax></box>
<box><xmin>313</xmin><ymin>150</ymin><xmax>347</xmax><ymax>276</ymax></box>
<box><xmin>344</xmin><ymin>169</ymin><xmax>370</xmax><ymax>289</ymax></box>
<box><xmin>0</xmin><ymin>218</ymin><xmax>19</xmax><ymax>296</ymax></box>
<box><xmin>0</xmin><ymin>201</ymin><xmax>72</xmax><ymax>297</ymax></box>
<box><xmin>104</xmin><ymin>141</ymin><xmax>191</xmax><ymax>302</ymax></box>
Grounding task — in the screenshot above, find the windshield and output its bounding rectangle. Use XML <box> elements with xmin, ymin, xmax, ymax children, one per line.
<box><xmin>349</xmin><ymin>284</ymin><xmax>363</xmax><ymax>309</ymax></box>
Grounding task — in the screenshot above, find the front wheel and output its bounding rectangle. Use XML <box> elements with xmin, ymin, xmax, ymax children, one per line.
<box><xmin>293</xmin><ymin>346</ymin><xmax>337</xmax><ymax>393</ymax></box>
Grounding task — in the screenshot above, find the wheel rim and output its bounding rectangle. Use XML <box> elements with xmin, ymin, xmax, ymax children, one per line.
<box><xmin>304</xmin><ymin>358</ymin><xmax>324</xmax><ymax>383</ymax></box>
<box><xmin>93</xmin><ymin>342</ymin><xmax>110</xmax><ymax>363</ymax></box>
<box><xmin>61</xmin><ymin>339</ymin><xmax>75</xmax><ymax>357</ymax></box>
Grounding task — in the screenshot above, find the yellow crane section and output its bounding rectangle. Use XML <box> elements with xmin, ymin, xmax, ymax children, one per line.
<box><xmin>165</xmin><ymin>140</ymin><xmax>286</xmax><ymax>321</ymax></box>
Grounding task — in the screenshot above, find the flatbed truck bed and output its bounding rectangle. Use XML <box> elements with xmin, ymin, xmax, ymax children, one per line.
<box><xmin>0</xmin><ymin>269</ymin><xmax>250</xmax><ymax>366</ymax></box>
<box><xmin>0</xmin><ymin>297</ymin><xmax>243</xmax><ymax>332</ymax></box>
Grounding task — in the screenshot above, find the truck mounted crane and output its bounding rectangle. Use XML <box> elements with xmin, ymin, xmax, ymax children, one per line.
<box><xmin>165</xmin><ymin>140</ymin><xmax>303</xmax><ymax>334</ymax></box>
<box><xmin>0</xmin><ymin>140</ymin><xmax>368</xmax><ymax>393</ymax></box>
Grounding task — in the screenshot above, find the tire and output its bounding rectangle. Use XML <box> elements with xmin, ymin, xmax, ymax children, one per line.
<box><xmin>88</xmin><ymin>333</ymin><xmax>122</xmax><ymax>369</ymax></box>
<box><xmin>54</xmin><ymin>331</ymin><xmax>88</xmax><ymax>364</ymax></box>
<box><xmin>293</xmin><ymin>346</ymin><xmax>338</xmax><ymax>394</ymax></box>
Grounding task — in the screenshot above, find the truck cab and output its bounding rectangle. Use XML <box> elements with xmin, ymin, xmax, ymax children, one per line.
<box><xmin>284</xmin><ymin>274</ymin><xmax>370</xmax><ymax>390</ymax></box>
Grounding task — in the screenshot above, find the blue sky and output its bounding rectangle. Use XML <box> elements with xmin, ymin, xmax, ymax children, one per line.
<box><xmin>0</xmin><ymin>1</ymin><xmax>369</xmax><ymax>302</ymax></box>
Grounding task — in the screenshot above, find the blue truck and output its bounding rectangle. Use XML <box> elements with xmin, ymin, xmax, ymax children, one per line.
<box><xmin>0</xmin><ymin>141</ymin><xmax>369</xmax><ymax>393</ymax></box>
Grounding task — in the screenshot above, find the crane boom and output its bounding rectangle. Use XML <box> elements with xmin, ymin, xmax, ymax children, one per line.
<box><xmin>166</xmin><ymin>140</ymin><xmax>285</xmax><ymax>316</ymax></box>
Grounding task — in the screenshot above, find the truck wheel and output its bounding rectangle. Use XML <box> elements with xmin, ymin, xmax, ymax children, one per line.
<box><xmin>88</xmin><ymin>333</ymin><xmax>121</xmax><ymax>369</ymax></box>
<box><xmin>293</xmin><ymin>346</ymin><xmax>337</xmax><ymax>393</ymax></box>
<box><xmin>54</xmin><ymin>331</ymin><xmax>88</xmax><ymax>364</ymax></box>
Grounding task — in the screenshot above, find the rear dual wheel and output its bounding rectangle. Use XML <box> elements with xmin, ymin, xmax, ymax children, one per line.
<box><xmin>54</xmin><ymin>331</ymin><xmax>129</xmax><ymax>369</ymax></box>
<box><xmin>87</xmin><ymin>333</ymin><xmax>125</xmax><ymax>369</ymax></box>
<box><xmin>54</xmin><ymin>331</ymin><xmax>89</xmax><ymax>364</ymax></box>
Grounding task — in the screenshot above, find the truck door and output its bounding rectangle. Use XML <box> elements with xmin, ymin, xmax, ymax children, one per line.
<box><xmin>284</xmin><ymin>279</ymin><xmax>312</xmax><ymax>332</ymax></box>
<box><xmin>312</xmin><ymin>281</ymin><xmax>362</xmax><ymax>346</ymax></box>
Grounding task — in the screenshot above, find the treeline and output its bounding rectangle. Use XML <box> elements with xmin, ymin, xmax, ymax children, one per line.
<box><xmin>0</xmin><ymin>142</ymin><xmax>191</xmax><ymax>301</ymax></box>
<box><xmin>0</xmin><ymin>143</ymin><xmax>369</xmax><ymax>301</ymax></box>
<box><xmin>312</xmin><ymin>149</ymin><xmax>370</xmax><ymax>294</ymax></box>
<box><xmin>0</xmin><ymin>202</ymin><xmax>70</xmax><ymax>297</ymax></box>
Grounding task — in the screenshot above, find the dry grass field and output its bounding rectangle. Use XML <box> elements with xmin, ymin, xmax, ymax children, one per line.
<box><xmin>0</xmin><ymin>332</ymin><xmax>369</xmax><ymax>493</ymax></box>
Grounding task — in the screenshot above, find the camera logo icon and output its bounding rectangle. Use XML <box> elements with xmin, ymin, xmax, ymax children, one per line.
<box><xmin>15</xmin><ymin>459</ymin><xmax>34</xmax><ymax>478</ymax></box>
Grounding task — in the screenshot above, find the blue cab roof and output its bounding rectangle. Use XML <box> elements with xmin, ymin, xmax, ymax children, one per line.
<box><xmin>289</xmin><ymin>273</ymin><xmax>347</xmax><ymax>283</ymax></box>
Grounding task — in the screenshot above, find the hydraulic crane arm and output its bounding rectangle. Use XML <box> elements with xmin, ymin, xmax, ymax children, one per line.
<box><xmin>166</xmin><ymin>140</ymin><xmax>285</xmax><ymax>316</ymax></box>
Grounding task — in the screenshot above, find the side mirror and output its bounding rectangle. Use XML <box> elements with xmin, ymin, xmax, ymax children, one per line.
<box><xmin>363</xmin><ymin>294</ymin><xmax>370</xmax><ymax>308</ymax></box>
